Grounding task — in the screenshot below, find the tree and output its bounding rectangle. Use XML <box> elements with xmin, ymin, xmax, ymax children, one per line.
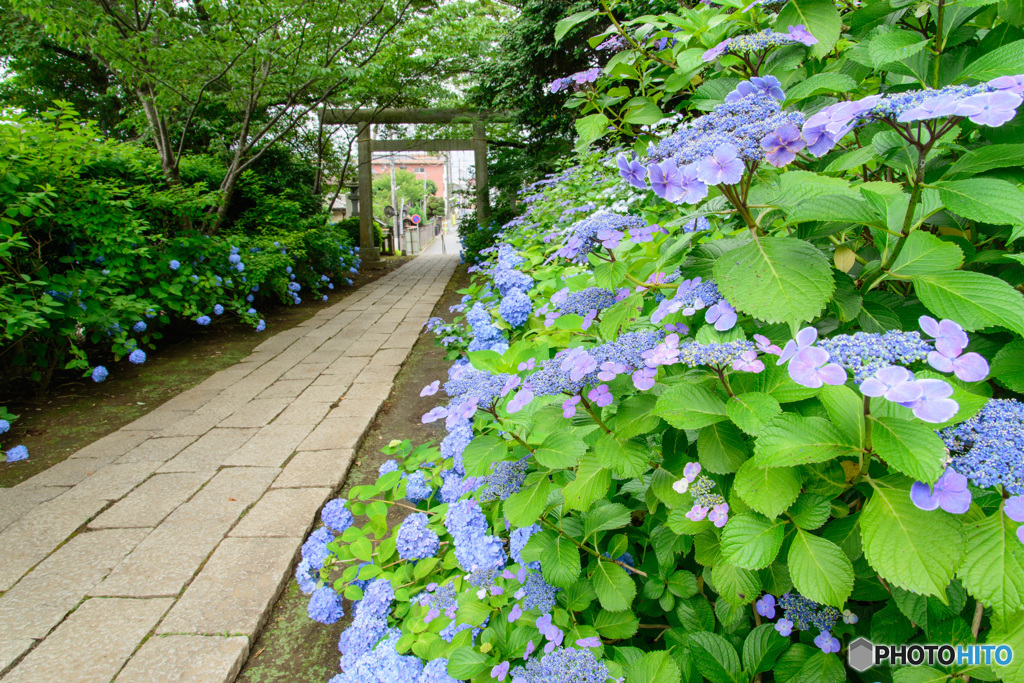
<box><xmin>372</xmin><ymin>169</ymin><xmax>438</xmax><ymax>217</ymax></box>
<box><xmin>9</xmin><ymin>0</ymin><xmax>500</xmax><ymax>232</ymax></box>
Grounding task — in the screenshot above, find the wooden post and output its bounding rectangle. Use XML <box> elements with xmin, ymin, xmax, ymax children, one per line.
<box><xmin>357</xmin><ymin>122</ymin><xmax>382</xmax><ymax>266</ymax></box>
<box><xmin>473</xmin><ymin>122</ymin><xmax>490</xmax><ymax>228</ymax></box>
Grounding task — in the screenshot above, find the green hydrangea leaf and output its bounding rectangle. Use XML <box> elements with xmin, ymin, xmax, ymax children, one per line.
<box><xmin>869</xmin><ymin>416</ymin><xmax>946</xmax><ymax>484</ymax></box>
<box><xmin>726</xmin><ymin>391</ymin><xmax>782</xmax><ymax>436</ymax></box>
<box><xmin>957</xmin><ymin>508</ymin><xmax>1024</xmax><ymax>622</ymax></box>
<box><xmin>734</xmin><ymin>459</ymin><xmax>803</xmax><ymax>518</ymax></box>
<box><xmin>592</xmin><ymin>558</ymin><xmax>637</xmax><ymax>611</ymax></box>
<box><xmin>686</xmin><ymin>631</ymin><xmax>745</xmax><ymax>683</ymax></box>
<box><xmin>713</xmin><ymin>237</ymin><xmax>836</xmax><ymax>325</ymax></box>
<box><xmin>788</xmin><ymin>528</ymin><xmax>855</xmax><ymax>608</ymax></box>
<box><xmin>754</xmin><ymin>414</ymin><xmax>859</xmax><ymax>467</ymax></box>
<box><xmin>655</xmin><ymin>381</ymin><xmax>728</xmax><ymax>429</ymax></box>
<box><xmin>862</xmin><ymin>476</ymin><xmax>966</xmax><ymax>599</ymax></box>
<box><xmin>720</xmin><ymin>512</ymin><xmax>785</xmax><ymax>570</ymax></box>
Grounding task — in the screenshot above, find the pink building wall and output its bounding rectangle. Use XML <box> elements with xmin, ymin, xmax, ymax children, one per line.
<box><xmin>371</xmin><ymin>156</ymin><xmax>446</xmax><ymax>198</ymax></box>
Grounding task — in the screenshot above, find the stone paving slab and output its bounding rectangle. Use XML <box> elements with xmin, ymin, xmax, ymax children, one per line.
<box><xmin>0</xmin><ymin>486</ymin><xmax>66</xmax><ymax>533</ymax></box>
<box><xmin>157</xmin><ymin>537</ymin><xmax>299</xmax><ymax>639</ymax></box>
<box><xmin>271</xmin><ymin>448</ymin><xmax>354</xmax><ymax>489</ymax></box>
<box><xmin>229</xmin><ymin>486</ymin><xmax>332</xmax><ymax>538</ymax></box>
<box><xmin>89</xmin><ymin>472</ymin><xmax>214</xmax><ymax>529</ymax></box>
<box><xmin>114</xmin><ymin>635</ymin><xmax>249</xmax><ymax>683</ymax></box>
<box><xmin>0</xmin><ymin>253</ymin><xmax>457</xmax><ymax>681</ymax></box>
<box><xmin>2</xmin><ymin>597</ymin><xmax>173</xmax><ymax>683</ymax></box>
<box><xmin>158</xmin><ymin>428</ymin><xmax>258</xmax><ymax>472</ymax></box>
<box><xmin>0</xmin><ymin>490</ymin><xmax>110</xmax><ymax>592</ymax></box>
<box><xmin>0</xmin><ymin>528</ymin><xmax>149</xmax><ymax>641</ymax></box>
<box><xmin>116</xmin><ymin>435</ymin><xmax>200</xmax><ymax>464</ymax></box>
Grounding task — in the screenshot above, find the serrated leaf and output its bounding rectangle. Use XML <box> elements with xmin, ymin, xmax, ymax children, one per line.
<box><xmin>787</xmin><ymin>493</ymin><xmax>831</xmax><ymax>530</ymax></box>
<box><xmin>934</xmin><ymin>178</ymin><xmax>1024</xmax><ymax>227</ymax></box>
<box><xmin>743</xmin><ymin>623</ymin><xmax>791</xmax><ymax>676</ymax></box>
<box><xmin>788</xmin><ymin>529</ymin><xmax>854</xmax><ymax>608</ymax></box>
<box><xmin>540</xmin><ymin>535</ymin><xmax>582</xmax><ymax>588</ymax></box>
<box><xmin>870</xmin><ymin>416</ymin><xmax>946</xmax><ymax>483</ymax></box>
<box><xmin>789</xmin><ymin>651</ymin><xmax>846</xmax><ymax>683</ymax></box>
<box><xmin>596</xmin><ymin>432</ymin><xmax>650</xmax><ymax>478</ymax></box>
<box><xmin>447</xmin><ymin>647</ymin><xmax>489</xmax><ymax>678</ymax></box>
<box><xmin>655</xmin><ymin>381</ymin><xmax>728</xmax><ymax>429</ymax></box>
<box><xmin>818</xmin><ymin>384</ymin><xmax>865</xmax><ymax>446</ymax></box>
<box><xmin>990</xmin><ymin>340</ymin><xmax>1024</xmax><ymax>392</ymax></box>
<box><xmin>576</xmin><ymin>113</ymin><xmax>610</xmax><ymax>145</ymax></box>
<box><xmin>776</xmin><ymin>0</ymin><xmax>841</xmax><ymax>58</ymax></box>
<box><xmin>461</xmin><ymin>435</ymin><xmax>508</xmax><ymax>477</ymax></box>
<box><xmin>754</xmin><ymin>414</ymin><xmax>858</xmax><ymax>467</ymax></box>
<box><xmin>912</xmin><ymin>270</ymin><xmax>1024</xmax><ymax>337</ymax></box>
<box><xmin>676</xmin><ymin>596</ymin><xmax>716</xmax><ymax>632</ymax></box>
<box><xmin>712</xmin><ymin>561</ymin><xmax>762</xmax><ymax>605</ymax></box>
<box><xmin>720</xmin><ymin>512</ymin><xmax>785</xmax><ymax>570</ymax></box>
<box><xmin>584</xmin><ymin>503</ymin><xmax>632</xmax><ymax>539</ymax></box>
<box><xmin>697</xmin><ymin>421</ymin><xmax>749</xmax><ymax>474</ymax></box>
<box><xmin>595</xmin><ymin>610</ymin><xmax>640</xmax><ymax>639</ymax></box>
<box><xmin>784</xmin><ymin>73</ymin><xmax>857</xmax><ymax>102</ymax></box>
<box><xmin>956</xmin><ymin>39</ymin><xmax>1024</xmax><ymax>81</ymax></box>
<box><xmin>862</xmin><ymin>476</ymin><xmax>966</xmax><ymax>598</ymax></box>
<box><xmin>726</xmin><ymin>392</ymin><xmax>782</xmax><ymax>436</ymax></box>
<box><xmin>713</xmin><ymin>237</ymin><xmax>836</xmax><ymax>325</ymax></box>
<box><xmin>592</xmin><ymin>558</ymin><xmax>637</xmax><ymax>611</ymax></box>
<box><xmin>686</xmin><ymin>631</ymin><xmax>744</xmax><ymax>683</ymax></box>
<box><xmin>734</xmin><ymin>459</ymin><xmax>803</xmax><ymax>518</ymax></box>
<box><xmin>504</xmin><ymin>478</ymin><xmax>550</xmax><ymax>527</ymax></box>
<box><xmin>554</xmin><ymin>9</ymin><xmax>598</xmax><ymax>42</ymax></box>
<box><xmin>611</xmin><ymin>393</ymin><xmax>660</xmax><ymax>439</ymax></box>
<box><xmin>784</xmin><ymin>194</ymin><xmax>880</xmax><ymax>226</ymax></box>
<box><xmin>944</xmin><ymin>143</ymin><xmax>1024</xmax><ymax>179</ymax></box>
<box><xmin>563</xmin><ymin>456</ymin><xmax>612</xmax><ymax>511</ymax></box>
<box><xmin>626</xmin><ymin>651</ymin><xmax>681</xmax><ymax>683</ymax></box>
<box><xmin>958</xmin><ymin>508</ymin><xmax>1024</xmax><ymax>621</ymax></box>
<box><xmin>869</xmin><ymin>30</ymin><xmax>930</xmax><ymax>66</ymax></box>
<box><xmin>535</xmin><ymin>432</ymin><xmax>588</xmax><ymax>469</ymax></box>
<box><xmin>889</xmin><ymin>231</ymin><xmax>965</xmax><ymax>278</ymax></box>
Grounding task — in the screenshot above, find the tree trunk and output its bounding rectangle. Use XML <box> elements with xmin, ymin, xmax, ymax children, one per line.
<box><xmin>136</xmin><ymin>84</ymin><xmax>181</xmax><ymax>186</ymax></box>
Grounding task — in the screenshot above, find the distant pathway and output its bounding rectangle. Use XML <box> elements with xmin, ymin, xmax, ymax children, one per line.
<box><xmin>0</xmin><ymin>250</ymin><xmax>458</xmax><ymax>682</ymax></box>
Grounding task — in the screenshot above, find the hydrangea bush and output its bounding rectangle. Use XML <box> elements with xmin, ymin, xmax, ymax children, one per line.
<box><xmin>0</xmin><ymin>106</ymin><xmax>361</xmax><ymax>448</ymax></box>
<box><xmin>297</xmin><ymin>1</ymin><xmax>1024</xmax><ymax>681</ymax></box>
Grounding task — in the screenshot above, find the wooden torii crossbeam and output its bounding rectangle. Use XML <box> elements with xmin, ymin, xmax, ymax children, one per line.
<box><xmin>319</xmin><ymin>107</ymin><xmax>512</xmax><ymax>264</ymax></box>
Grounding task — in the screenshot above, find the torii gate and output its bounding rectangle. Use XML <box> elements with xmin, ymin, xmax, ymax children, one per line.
<box><xmin>319</xmin><ymin>107</ymin><xmax>512</xmax><ymax>266</ymax></box>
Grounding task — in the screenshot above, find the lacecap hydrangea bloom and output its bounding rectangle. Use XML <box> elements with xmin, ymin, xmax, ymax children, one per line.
<box><xmin>943</xmin><ymin>399</ymin><xmax>1024</xmax><ymax>494</ymax></box>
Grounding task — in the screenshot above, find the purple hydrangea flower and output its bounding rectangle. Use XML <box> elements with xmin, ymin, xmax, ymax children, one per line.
<box><xmin>697</xmin><ymin>143</ymin><xmax>745</xmax><ymax>186</ymax></box>
<box><xmin>5</xmin><ymin>445</ymin><xmax>28</xmax><ymax>463</ymax></box>
<box><xmin>955</xmin><ymin>90</ymin><xmax>1023</xmax><ymax>126</ymax></box>
<box><xmin>777</xmin><ymin>326</ymin><xmax>818</xmax><ymax>364</ymax></box>
<box><xmin>775</xmin><ymin>618</ymin><xmax>794</xmax><ymax>636</ymax></box>
<box><xmin>587</xmin><ymin>384</ymin><xmax>613</xmax><ymax>408</ymax></box>
<box><xmin>788</xmin><ymin>347</ymin><xmax>846</xmax><ymax>388</ymax></box>
<box><xmin>705</xmin><ymin>300</ymin><xmax>737</xmax><ymax>331</ymax></box>
<box><xmin>910</xmin><ymin>468</ymin><xmax>971</xmax><ymax>514</ymax></box>
<box><xmin>814</xmin><ymin>631</ymin><xmax>841</xmax><ymax>654</ymax></box>
<box><xmin>899</xmin><ymin>378</ymin><xmax>959</xmax><ymax>423</ymax></box>
<box><xmin>756</xmin><ymin>594</ymin><xmax>777</xmax><ymax>619</ymax></box>
<box><xmin>761</xmin><ymin>123</ymin><xmax>807</xmax><ymax>166</ymax></box>
<box><xmin>919</xmin><ymin>316</ymin><xmax>969</xmax><ymax>356</ymax></box>
<box><xmin>617</xmin><ymin>154</ymin><xmax>648</xmax><ymax>190</ymax></box>
<box><xmin>860</xmin><ymin>366</ymin><xmax>923</xmax><ymax>403</ymax></box>
<box><xmin>787</xmin><ymin>24</ymin><xmax>818</xmax><ymax>46</ymax></box>
<box><xmin>927</xmin><ymin>347</ymin><xmax>989</xmax><ymax>382</ymax></box>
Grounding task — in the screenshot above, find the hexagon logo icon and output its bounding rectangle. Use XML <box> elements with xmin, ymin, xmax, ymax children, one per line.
<box><xmin>848</xmin><ymin>637</ymin><xmax>875</xmax><ymax>672</ymax></box>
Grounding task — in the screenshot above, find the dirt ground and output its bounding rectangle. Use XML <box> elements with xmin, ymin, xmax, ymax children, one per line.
<box><xmin>236</xmin><ymin>264</ymin><xmax>470</xmax><ymax>683</ymax></box>
<box><xmin>0</xmin><ymin>257</ymin><xmax>412</xmax><ymax>488</ymax></box>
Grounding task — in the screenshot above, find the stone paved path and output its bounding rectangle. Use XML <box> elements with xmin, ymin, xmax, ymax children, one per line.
<box><xmin>0</xmin><ymin>249</ymin><xmax>458</xmax><ymax>682</ymax></box>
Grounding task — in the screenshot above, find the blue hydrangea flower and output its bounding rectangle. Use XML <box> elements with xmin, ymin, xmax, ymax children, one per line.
<box><xmin>405</xmin><ymin>470</ymin><xmax>432</xmax><ymax>503</ymax></box>
<box><xmin>128</xmin><ymin>349</ymin><xmax>146</xmax><ymax>365</ymax></box>
<box><xmin>91</xmin><ymin>366</ymin><xmax>109</xmax><ymax>383</ymax></box>
<box><xmin>229</xmin><ymin>254</ymin><xmax>241</xmax><ymax>264</ymax></box>
<box><xmin>308</xmin><ymin>585</ymin><xmax>345</xmax><ymax>624</ymax></box>
<box><xmin>5</xmin><ymin>445</ymin><xmax>29</xmax><ymax>463</ymax></box>
<box><xmin>213</xmin><ymin>304</ymin><xmax>224</xmax><ymax>316</ymax></box>
<box><xmin>322</xmin><ymin>499</ymin><xmax>354</xmax><ymax>533</ymax></box>
<box><xmin>337</xmin><ymin>579</ymin><xmax>395</xmax><ymax>671</ymax></box>
<box><xmin>169</xmin><ymin>260</ymin><xmax>181</xmax><ymax>270</ymax></box>
<box><xmin>256</xmin><ymin>320</ymin><xmax>266</xmax><ymax>332</ymax></box>
<box><xmin>196</xmin><ymin>316</ymin><xmax>211</xmax><ymax>326</ymax></box>
<box><xmin>295</xmin><ymin>558</ymin><xmax>318</xmax><ymax>594</ymax></box>
<box><xmin>778</xmin><ymin>592</ymin><xmax>840</xmax><ymax>634</ymax></box>
<box><xmin>943</xmin><ymin>399</ymin><xmax>1024</xmax><ymax>494</ymax></box>
<box><xmin>132</xmin><ymin>321</ymin><xmax>147</xmax><ymax>333</ymax></box>
<box><xmin>418</xmin><ymin>658</ymin><xmax>459</xmax><ymax>683</ymax></box>
<box><xmin>301</xmin><ymin>526</ymin><xmax>335</xmax><ymax>570</ymax></box>
<box><xmin>0</xmin><ymin>419</ymin><xmax>8</xmax><ymax>435</ymax></box>
<box><xmin>510</xmin><ymin>525</ymin><xmax>542</xmax><ymax>571</ymax></box>
<box><xmin>499</xmin><ymin>289</ymin><xmax>533</xmax><ymax>327</ymax></box>
<box><xmin>480</xmin><ymin>458</ymin><xmax>528</xmax><ymax>502</ymax></box>
<box><xmin>379</xmin><ymin>459</ymin><xmax>399</xmax><ymax>477</ymax></box>
<box><xmin>817</xmin><ymin>330</ymin><xmax>931</xmax><ymax>383</ymax></box>
<box><xmin>445</xmin><ymin>499</ymin><xmax>507</xmax><ymax>573</ymax></box>
<box><xmin>509</xmin><ymin>646</ymin><xmax>610</xmax><ymax>683</ymax></box>
<box><xmin>396</xmin><ymin>513</ymin><xmax>440</xmax><ymax>560</ymax></box>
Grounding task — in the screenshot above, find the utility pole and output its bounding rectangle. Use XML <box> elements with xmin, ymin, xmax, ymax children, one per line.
<box><xmin>389</xmin><ymin>154</ymin><xmax>398</xmax><ymax>253</ymax></box>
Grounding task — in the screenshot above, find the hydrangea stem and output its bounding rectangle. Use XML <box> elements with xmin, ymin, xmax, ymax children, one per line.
<box><xmin>539</xmin><ymin>516</ymin><xmax>649</xmax><ymax>577</ymax></box>
<box><xmin>579</xmin><ymin>395</ymin><xmax>612</xmax><ymax>433</ymax></box>
<box><xmin>861</xmin><ymin>395</ymin><xmax>873</xmax><ymax>475</ymax></box>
